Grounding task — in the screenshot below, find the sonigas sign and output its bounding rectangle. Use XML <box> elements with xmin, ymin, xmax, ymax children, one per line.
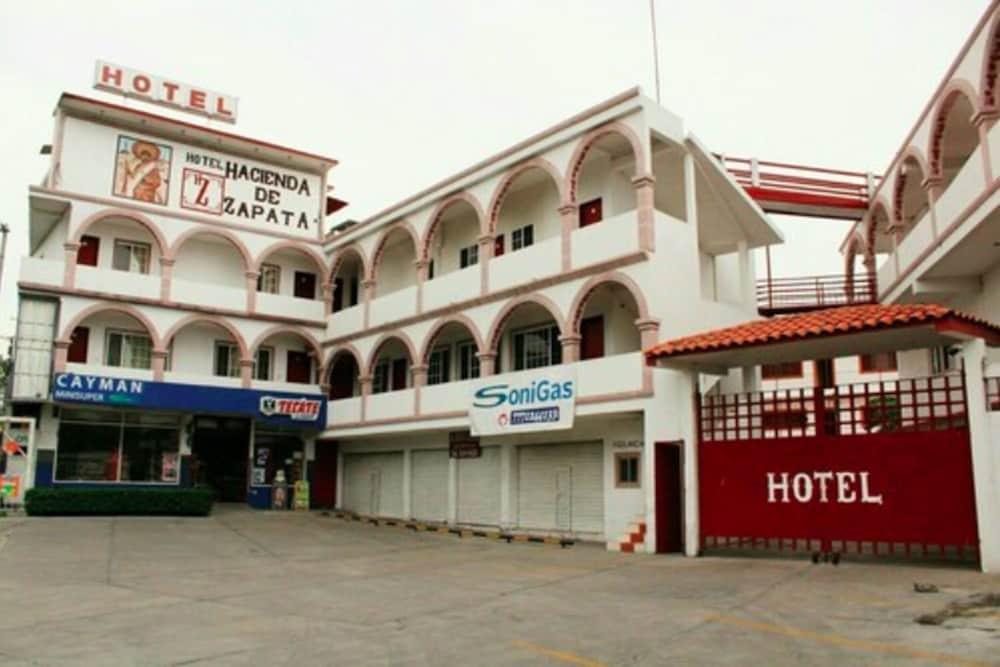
<box><xmin>94</xmin><ymin>61</ymin><xmax>238</xmax><ymax>123</ymax></box>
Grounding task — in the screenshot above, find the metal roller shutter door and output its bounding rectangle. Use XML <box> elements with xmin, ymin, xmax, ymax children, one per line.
<box><xmin>342</xmin><ymin>452</ymin><xmax>404</xmax><ymax>517</ymax></box>
<box><xmin>517</xmin><ymin>442</ymin><xmax>604</xmax><ymax>535</ymax></box>
<box><xmin>410</xmin><ymin>449</ymin><xmax>449</xmax><ymax>522</ymax></box>
<box><xmin>456</xmin><ymin>445</ymin><xmax>501</xmax><ymax>526</ymax></box>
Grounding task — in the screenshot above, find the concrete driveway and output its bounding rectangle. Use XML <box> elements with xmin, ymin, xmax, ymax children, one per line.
<box><xmin>0</xmin><ymin>506</ymin><xmax>997</xmax><ymax>666</ymax></box>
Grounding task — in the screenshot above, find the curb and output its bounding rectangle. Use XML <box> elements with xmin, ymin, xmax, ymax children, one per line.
<box><xmin>322</xmin><ymin>510</ymin><xmax>574</xmax><ymax>549</ymax></box>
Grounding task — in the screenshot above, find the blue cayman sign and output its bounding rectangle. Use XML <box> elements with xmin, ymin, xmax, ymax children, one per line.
<box><xmin>53</xmin><ymin>373</ymin><xmax>326</xmax><ymax>428</ymax></box>
<box><xmin>469</xmin><ymin>367</ymin><xmax>576</xmax><ymax>436</ymax></box>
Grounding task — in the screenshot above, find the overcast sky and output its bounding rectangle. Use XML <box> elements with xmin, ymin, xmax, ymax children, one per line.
<box><xmin>0</xmin><ymin>1</ymin><xmax>989</xmax><ymax>339</ymax></box>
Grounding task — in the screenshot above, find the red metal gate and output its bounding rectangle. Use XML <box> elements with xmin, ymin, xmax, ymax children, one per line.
<box><xmin>697</xmin><ymin>374</ymin><xmax>979</xmax><ymax>561</ymax></box>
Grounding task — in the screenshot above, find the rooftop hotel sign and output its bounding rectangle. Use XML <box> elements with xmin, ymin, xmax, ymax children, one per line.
<box><xmin>94</xmin><ymin>61</ymin><xmax>239</xmax><ymax>123</ymax></box>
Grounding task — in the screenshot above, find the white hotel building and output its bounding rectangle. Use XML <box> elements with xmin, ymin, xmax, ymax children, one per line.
<box><xmin>320</xmin><ymin>88</ymin><xmax>778</xmax><ymax>549</ymax></box>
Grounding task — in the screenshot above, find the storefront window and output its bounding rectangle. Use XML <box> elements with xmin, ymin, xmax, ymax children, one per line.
<box><xmin>56</xmin><ymin>408</ymin><xmax>181</xmax><ymax>483</ymax></box>
<box><xmin>251</xmin><ymin>430</ymin><xmax>304</xmax><ymax>488</ymax></box>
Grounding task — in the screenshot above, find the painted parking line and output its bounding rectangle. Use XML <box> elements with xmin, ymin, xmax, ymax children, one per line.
<box><xmin>705</xmin><ymin>614</ymin><xmax>989</xmax><ymax>666</ymax></box>
<box><xmin>511</xmin><ymin>640</ymin><xmax>607</xmax><ymax>667</ymax></box>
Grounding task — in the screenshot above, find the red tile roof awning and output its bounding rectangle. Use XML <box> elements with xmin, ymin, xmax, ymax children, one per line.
<box><xmin>645</xmin><ymin>304</ymin><xmax>1000</xmax><ymax>366</ymax></box>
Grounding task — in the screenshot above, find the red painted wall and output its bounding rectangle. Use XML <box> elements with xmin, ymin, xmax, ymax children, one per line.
<box><xmin>699</xmin><ymin>429</ymin><xmax>978</xmax><ymax>550</ymax></box>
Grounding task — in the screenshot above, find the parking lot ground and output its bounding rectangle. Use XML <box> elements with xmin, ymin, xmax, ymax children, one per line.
<box><xmin>0</xmin><ymin>505</ymin><xmax>997</xmax><ymax>666</ymax></box>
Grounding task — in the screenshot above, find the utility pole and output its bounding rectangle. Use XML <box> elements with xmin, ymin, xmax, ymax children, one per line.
<box><xmin>649</xmin><ymin>0</ymin><xmax>662</xmax><ymax>104</ymax></box>
<box><xmin>0</xmin><ymin>223</ymin><xmax>9</xmax><ymax>296</ymax></box>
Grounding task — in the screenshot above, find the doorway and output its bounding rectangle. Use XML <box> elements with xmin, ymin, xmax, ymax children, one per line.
<box><xmin>313</xmin><ymin>441</ymin><xmax>338</xmax><ymax>508</ymax></box>
<box><xmin>654</xmin><ymin>442</ymin><xmax>683</xmax><ymax>554</ymax></box>
<box><xmin>190</xmin><ymin>416</ymin><xmax>251</xmax><ymax>502</ymax></box>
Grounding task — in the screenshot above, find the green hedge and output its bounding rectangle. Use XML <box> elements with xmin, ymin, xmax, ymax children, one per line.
<box><xmin>25</xmin><ymin>487</ymin><xmax>214</xmax><ymax>516</ymax></box>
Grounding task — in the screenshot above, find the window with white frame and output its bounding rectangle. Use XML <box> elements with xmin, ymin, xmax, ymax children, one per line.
<box><xmin>254</xmin><ymin>346</ymin><xmax>273</xmax><ymax>381</ymax></box>
<box><xmin>931</xmin><ymin>346</ymin><xmax>957</xmax><ymax>374</ymax></box>
<box><xmin>512</xmin><ymin>324</ymin><xmax>561</xmax><ymax>371</ymax></box>
<box><xmin>373</xmin><ymin>359</ymin><xmax>390</xmax><ymax>394</ymax></box>
<box><xmin>214</xmin><ymin>342</ymin><xmax>242</xmax><ymax>378</ymax></box>
<box><xmin>511</xmin><ymin>225</ymin><xmax>534</xmax><ymax>251</ymax></box>
<box><xmin>427</xmin><ymin>346</ymin><xmax>451</xmax><ymax>385</ymax></box>
<box><xmin>112</xmin><ymin>239</ymin><xmax>151</xmax><ymax>274</ymax></box>
<box><xmin>457</xmin><ymin>341</ymin><xmax>480</xmax><ymax>380</ymax></box>
<box><xmin>459</xmin><ymin>244</ymin><xmax>479</xmax><ymax>269</ymax></box>
<box><xmin>105</xmin><ymin>330</ymin><xmax>152</xmax><ymax>369</ymax></box>
<box><xmin>257</xmin><ymin>263</ymin><xmax>281</xmax><ymax>294</ymax></box>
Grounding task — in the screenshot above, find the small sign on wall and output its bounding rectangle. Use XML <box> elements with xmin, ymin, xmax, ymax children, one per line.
<box><xmin>449</xmin><ymin>430</ymin><xmax>481</xmax><ymax>459</ymax></box>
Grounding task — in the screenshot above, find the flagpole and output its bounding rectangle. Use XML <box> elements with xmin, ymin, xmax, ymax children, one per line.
<box><xmin>649</xmin><ymin>0</ymin><xmax>662</xmax><ymax>104</ymax></box>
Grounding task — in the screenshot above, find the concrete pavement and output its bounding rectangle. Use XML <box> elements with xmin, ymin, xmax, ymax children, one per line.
<box><xmin>0</xmin><ymin>506</ymin><xmax>997</xmax><ymax>666</ymax></box>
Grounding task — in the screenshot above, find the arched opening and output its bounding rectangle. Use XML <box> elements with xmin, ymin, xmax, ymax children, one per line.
<box><xmin>867</xmin><ymin>203</ymin><xmax>893</xmax><ymax>255</ymax></box>
<box><xmin>423</xmin><ymin>320</ymin><xmax>482</xmax><ymax>385</ymax></box>
<box><xmin>327</xmin><ymin>349</ymin><xmax>361</xmax><ymax>399</ymax></box>
<box><xmin>255</xmin><ymin>245</ymin><xmax>325</xmax><ymax>300</ymax></box>
<box><xmin>74</xmin><ymin>213</ymin><xmax>164</xmax><ymax>276</ymax></box>
<box><xmin>172</xmin><ymin>231</ymin><xmax>248</xmax><ymax>291</ymax></box>
<box><xmin>162</xmin><ymin>318</ymin><xmax>247</xmax><ymax>381</ymax></box>
<box><xmin>374</xmin><ymin>227</ymin><xmax>417</xmax><ymax>297</ymax></box>
<box><xmin>252</xmin><ymin>329</ymin><xmax>320</xmax><ymax>385</ymax></box>
<box><xmin>573</xmin><ymin>282</ymin><xmax>642</xmax><ymax>359</ymax></box>
<box><xmin>894</xmin><ymin>157</ymin><xmax>930</xmax><ymax>234</ymax></box>
<box><xmin>492</xmin><ymin>300</ymin><xmax>562</xmax><ymax>374</ymax></box>
<box><xmin>369</xmin><ymin>336</ymin><xmax>414</xmax><ymax>394</ymax></box>
<box><xmin>331</xmin><ymin>248</ymin><xmax>365</xmax><ymax>312</ymax></box>
<box><xmin>425</xmin><ymin>199</ymin><xmax>482</xmax><ymax>280</ymax></box>
<box><xmin>65</xmin><ymin>308</ymin><xmax>156</xmax><ymax>371</ymax></box>
<box><xmin>494</xmin><ymin>167</ymin><xmax>561</xmax><ymax>255</ymax></box>
<box><xmin>573</xmin><ymin>131</ymin><xmax>639</xmax><ymax>225</ymax></box>
<box><xmin>932</xmin><ymin>90</ymin><xmax>979</xmax><ymax>191</ymax></box>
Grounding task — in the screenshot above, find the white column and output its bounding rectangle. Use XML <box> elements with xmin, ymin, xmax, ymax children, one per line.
<box><xmin>962</xmin><ymin>339</ymin><xmax>1000</xmax><ymax>572</ymax></box>
<box><xmin>402</xmin><ymin>448</ymin><xmax>412</xmax><ymax>519</ymax></box>
<box><xmin>680</xmin><ymin>369</ymin><xmax>700</xmax><ymax>557</ymax></box>
<box><xmin>447</xmin><ymin>456</ymin><xmax>458</xmax><ymax>524</ymax></box>
<box><xmin>335</xmin><ymin>449</ymin><xmax>345</xmax><ymax>508</ymax></box>
<box><xmin>683</xmin><ymin>152</ymin><xmax>699</xmax><ymax>233</ymax></box>
<box><xmin>499</xmin><ymin>443</ymin><xmax>515</xmax><ymax>530</ymax></box>
<box><xmin>737</xmin><ymin>240</ymin><xmax>754</xmax><ymax>310</ymax></box>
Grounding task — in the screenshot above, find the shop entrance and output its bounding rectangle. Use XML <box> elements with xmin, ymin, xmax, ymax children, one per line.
<box><xmin>191</xmin><ymin>416</ymin><xmax>250</xmax><ymax>502</ymax></box>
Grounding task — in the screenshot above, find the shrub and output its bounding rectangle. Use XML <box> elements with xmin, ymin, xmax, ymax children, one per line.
<box><xmin>25</xmin><ymin>487</ymin><xmax>214</xmax><ymax>517</ymax></box>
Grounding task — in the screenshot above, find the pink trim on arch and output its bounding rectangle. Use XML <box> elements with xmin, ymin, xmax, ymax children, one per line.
<box><xmin>249</xmin><ymin>324</ymin><xmax>323</xmax><ymax>360</ymax></box>
<box><xmin>59</xmin><ymin>302</ymin><xmax>162</xmax><ymax>350</ymax></box>
<box><xmin>71</xmin><ymin>207</ymin><xmax>169</xmax><ymax>255</ymax></box>
<box><xmin>255</xmin><ymin>239</ymin><xmax>330</xmax><ymax>286</ymax></box>
<box><xmin>365</xmin><ymin>331</ymin><xmax>419</xmax><ymax>376</ymax></box>
<box><xmin>419</xmin><ymin>314</ymin><xmax>486</xmax><ymax>364</ymax></box>
<box><xmin>980</xmin><ymin>8</ymin><xmax>1000</xmax><ymax>110</ymax></box>
<box><xmin>865</xmin><ymin>197</ymin><xmax>893</xmax><ymax>249</ymax></box>
<box><xmin>928</xmin><ymin>79</ymin><xmax>982</xmax><ymax>179</ymax></box>
<box><xmin>368</xmin><ymin>219</ymin><xmax>420</xmax><ymax>282</ymax></box>
<box><xmin>566</xmin><ymin>271</ymin><xmax>650</xmax><ymax>335</ymax></box>
<box><xmin>485</xmin><ymin>293</ymin><xmax>566</xmax><ymax>355</ymax></box>
<box><xmin>565</xmin><ymin>120</ymin><xmax>649</xmax><ymax>204</ymax></box>
<box><xmin>330</xmin><ymin>244</ymin><xmax>369</xmax><ymax>285</ymax></box>
<box><xmin>161</xmin><ymin>314</ymin><xmax>248</xmax><ymax>358</ymax></box>
<box><xmin>168</xmin><ymin>226</ymin><xmax>254</xmax><ymax>272</ymax></box>
<box><xmin>487</xmin><ymin>157</ymin><xmax>565</xmax><ymax>234</ymax></box>
<box><xmin>421</xmin><ymin>192</ymin><xmax>487</xmax><ymax>259</ymax></box>
<box><xmin>891</xmin><ymin>149</ymin><xmax>930</xmax><ymax>224</ymax></box>
<box><xmin>322</xmin><ymin>343</ymin><xmax>365</xmax><ymax>382</ymax></box>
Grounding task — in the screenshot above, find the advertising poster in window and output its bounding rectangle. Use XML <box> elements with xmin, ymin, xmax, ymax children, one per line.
<box><xmin>469</xmin><ymin>366</ymin><xmax>576</xmax><ymax>436</ymax></box>
<box><xmin>161</xmin><ymin>452</ymin><xmax>179</xmax><ymax>482</ymax></box>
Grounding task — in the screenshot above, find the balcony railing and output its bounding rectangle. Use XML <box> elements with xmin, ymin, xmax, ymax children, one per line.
<box><xmin>757</xmin><ymin>273</ymin><xmax>876</xmax><ymax>315</ymax></box>
<box><xmin>717</xmin><ymin>155</ymin><xmax>878</xmax><ymax>220</ymax></box>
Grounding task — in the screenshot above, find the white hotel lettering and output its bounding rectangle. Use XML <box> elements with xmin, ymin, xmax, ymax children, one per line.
<box><xmin>766</xmin><ymin>471</ymin><xmax>883</xmax><ymax>505</ymax></box>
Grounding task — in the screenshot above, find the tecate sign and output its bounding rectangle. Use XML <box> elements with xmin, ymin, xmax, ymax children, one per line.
<box><xmin>469</xmin><ymin>367</ymin><xmax>575</xmax><ymax>436</ymax></box>
<box><xmin>94</xmin><ymin>61</ymin><xmax>238</xmax><ymax>123</ymax></box>
<box><xmin>259</xmin><ymin>396</ymin><xmax>321</xmax><ymax>422</ymax></box>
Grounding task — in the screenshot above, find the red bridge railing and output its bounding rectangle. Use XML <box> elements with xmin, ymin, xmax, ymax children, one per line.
<box><xmin>757</xmin><ymin>273</ymin><xmax>876</xmax><ymax>315</ymax></box>
<box><xmin>717</xmin><ymin>155</ymin><xmax>879</xmax><ymax>219</ymax></box>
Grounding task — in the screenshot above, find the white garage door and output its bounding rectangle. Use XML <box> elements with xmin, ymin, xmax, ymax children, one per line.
<box><xmin>411</xmin><ymin>449</ymin><xmax>449</xmax><ymax>522</ymax></box>
<box><xmin>342</xmin><ymin>452</ymin><xmax>404</xmax><ymax>517</ymax></box>
<box><xmin>517</xmin><ymin>442</ymin><xmax>604</xmax><ymax>535</ymax></box>
<box><xmin>456</xmin><ymin>445</ymin><xmax>500</xmax><ymax>526</ymax></box>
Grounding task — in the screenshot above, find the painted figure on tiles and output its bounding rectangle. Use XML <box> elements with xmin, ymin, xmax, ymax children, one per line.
<box><xmin>113</xmin><ymin>135</ymin><xmax>172</xmax><ymax>205</ymax></box>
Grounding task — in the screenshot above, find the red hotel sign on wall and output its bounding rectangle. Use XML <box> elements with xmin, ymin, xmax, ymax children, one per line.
<box><xmin>94</xmin><ymin>61</ymin><xmax>238</xmax><ymax>123</ymax></box>
<box><xmin>699</xmin><ymin>429</ymin><xmax>979</xmax><ymax>551</ymax></box>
